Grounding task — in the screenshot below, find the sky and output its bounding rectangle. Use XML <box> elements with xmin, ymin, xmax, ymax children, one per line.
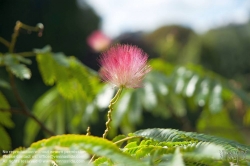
<box><xmin>79</xmin><ymin>0</ymin><xmax>250</xmax><ymax>38</ymax></box>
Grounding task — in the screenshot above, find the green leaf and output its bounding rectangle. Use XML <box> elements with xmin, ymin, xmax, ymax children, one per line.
<box><xmin>130</xmin><ymin>128</ymin><xmax>250</xmax><ymax>165</ymax></box>
<box><xmin>194</xmin><ymin>78</ymin><xmax>211</xmax><ymax>107</ymax></box>
<box><xmin>2</xmin><ymin>54</ymin><xmax>16</xmax><ymax>66</ymax></box>
<box><xmin>95</xmin><ymin>85</ymin><xmax>114</xmax><ymax>109</ymax></box>
<box><xmin>113</xmin><ymin>90</ymin><xmax>132</xmax><ymax>128</ymax></box>
<box><xmin>36</xmin><ymin>47</ymin><xmax>98</xmax><ymax>101</ymax></box>
<box><xmin>0</xmin><ymin>92</ymin><xmax>13</xmax><ymax>150</ymax></box>
<box><xmin>112</xmin><ymin>135</ymin><xmax>127</xmax><ymax>147</ymax></box>
<box><xmin>33</xmin><ymin>45</ymin><xmax>52</xmax><ymax>53</ymax></box>
<box><xmin>56</xmin><ymin>78</ymin><xmax>87</xmax><ymax>100</ymax></box>
<box><xmin>1</xmin><ymin>135</ymin><xmax>147</xmax><ymax>166</ymax></box>
<box><xmin>52</xmin><ymin>53</ymin><xmax>70</xmax><ymax>67</ymax></box>
<box><xmin>168</xmin><ymin>94</ymin><xmax>186</xmax><ymax>117</ymax></box>
<box><xmin>134</xmin><ymin>128</ymin><xmax>250</xmax><ymax>152</ymax></box>
<box><xmin>1</xmin><ymin>54</ymin><xmax>32</xmax><ymax>80</ymax></box>
<box><xmin>0</xmin><ymin>126</ymin><xmax>11</xmax><ymax>150</ymax></box>
<box><xmin>169</xmin><ymin>148</ymin><xmax>185</xmax><ymax>166</ymax></box>
<box><xmin>0</xmin><ymin>111</ymin><xmax>14</xmax><ymax>128</ymax></box>
<box><xmin>93</xmin><ymin>157</ymin><xmax>113</xmax><ymax>166</ymax></box>
<box><xmin>24</xmin><ymin>88</ymin><xmax>59</xmax><ymax>146</ymax></box>
<box><xmin>15</xmin><ymin>55</ymin><xmax>32</xmax><ymax>65</ymax></box>
<box><xmin>243</xmin><ymin>108</ymin><xmax>250</xmax><ymax>125</ymax></box>
<box><xmin>143</xmin><ymin>82</ymin><xmax>158</xmax><ymax>110</ymax></box>
<box><xmin>7</xmin><ymin>63</ymin><xmax>31</xmax><ymax>80</ymax></box>
<box><xmin>25</xmin><ymin>87</ymin><xmax>98</xmax><ymax>145</ymax></box>
<box><xmin>197</xmin><ymin>109</ymin><xmax>244</xmax><ymax>142</ymax></box>
<box><xmin>150</xmin><ymin>58</ymin><xmax>174</xmax><ymax>75</ymax></box>
<box><xmin>0</xmin><ymin>91</ymin><xmax>14</xmax><ymax>128</ymax></box>
<box><xmin>36</xmin><ymin>52</ymin><xmax>56</xmax><ymax>85</ymax></box>
<box><xmin>128</xmin><ymin>90</ymin><xmax>143</xmax><ymax>125</ymax></box>
<box><xmin>209</xmin><ymin>83</ymin><xmax>223</xmax><ymax>113</ymax></box>
<box><xmin>0</xmin><ymin>91</ymin><xmax>10</xmax><ymax>109</ymax></box>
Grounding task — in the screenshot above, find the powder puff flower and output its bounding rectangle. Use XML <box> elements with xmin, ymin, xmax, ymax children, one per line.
<box><xmin>99</xmin><ymin>44</ymin><xmax>151</xmax><ymax>88</ymax></box>
<box><xmin>87</xmin><ymin>30</ymin><xmax>111</xmax><ymax>52</ymax></box>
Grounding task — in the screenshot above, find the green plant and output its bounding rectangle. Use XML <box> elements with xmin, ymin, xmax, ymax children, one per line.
<box><xmin>0</xmin><ymin>22</ymin><xmax>250</xmax><ymax>166</ymax></box>
<box><xmin>1</xmin><ymin>129</ymin><xmax>249</xmax><ymax>165</ymax></box>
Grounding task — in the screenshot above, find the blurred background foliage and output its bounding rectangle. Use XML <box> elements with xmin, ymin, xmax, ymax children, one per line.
<box><xmin>0</xmin><ymin>0</ymin><xmax>250</xmax><ymax>152</ymax></box>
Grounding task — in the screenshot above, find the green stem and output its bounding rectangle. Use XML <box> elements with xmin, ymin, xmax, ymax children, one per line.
<box><xmin>9</xmin><ymin>21</ymin><xmax>21</xmax><ymax>53</ymax></box>
<box><xmin>18</xmin><ymin>52</ymin><xmax>36</xmax><ymax>57</ymax></box>
<box><xmin>9</xmin><ymin>21</ymin><xmax>43</xmax><ymax>53</ymax></box>
<box><xmin>114</xmin><ymin>136</ymin><xmax>141</xmax><ymax>145</ymax></box>
<box><xmin>102</xmin><ymin>87</ymin><xmax>123</xmax><ymax>139</ymax></box>
<box><xmin>0</xmin><ymin>37</ymin><xmax>10</xmax><ymax>48</ymax></box>
<box><xmin>5</xmin><ymin>21</ymin><xmax>54</xmax><ymax>136</ymax></box>
<box><xmin>89</xmin><ymin>87</ymin><xmax>123</xmax><ymax>163</ymax></box>
<box><xmin>8</xmin><ymin>73</ymin><xmax>55</xmax><ymax>136</ymax></box>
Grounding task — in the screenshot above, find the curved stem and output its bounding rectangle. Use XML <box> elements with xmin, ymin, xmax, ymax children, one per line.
<box><xmin>4</xmin><ymin>21</ymin><xmax>55</xmax><ymax>135</ymax></box>
<box><xmin>5</xmin><ymin>21</ymin><xmax>54</xmax><ymax>136</ymax></box>
<box><xmin>90</xmin><ymin>87</ymin><xmax>123</xmax><ymax>163</ymax></box>
<box><xmin>0</xmin><ymin>37</ymin><xmax>10</xmax><ymax>48</ymax></box>
<box><xmin>114</xmin><ymin>136</ymin><xmax>141</xmax><ymax>145</ymax></box>
<box><xmin>8</xmin><ymin>73</ymin><xmax>55</xmax><ymax>136</ymax></box>
<box><xmin>102</xmin><ymin>87</ymin><xmax>123</xmax><ymax>139</ymax></box>
<box><xmin>9</xmin><ymin>21</ymin><xmax>21</xmax><ymax>53</ymax></box>
<box><xmin>9</xmin><ymin>21</ymin><xmax>43</xmax><ymax>53</ymax></box>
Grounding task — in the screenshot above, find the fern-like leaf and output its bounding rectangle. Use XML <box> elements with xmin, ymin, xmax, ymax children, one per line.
<box><xmin>7</xmin><ymin>63</ymin><xmax>31</xmax><ymax>80</ymax></box>
<box><xmin>118</xmin><ymin>128</ymin><xmax>250</xmax><ymax>165</ymax></box>
<box><xmin>0</xmin><ymin>91</ymin><xmax>14</xmax><ymax>150</ymax></box>
<box><xmin>2</xmin><ymin>54</ymin><xmax>32</xmax><ymax>80</ymax></box>
<box><xmin>134</xmin><ymin>128</ymin><xmax>250</xmax><ymax>152</ymax></box>
<box><xmin>1</xmin><ymin>135</ymin><xmax>147</xmax><ymax>166</ymax></box>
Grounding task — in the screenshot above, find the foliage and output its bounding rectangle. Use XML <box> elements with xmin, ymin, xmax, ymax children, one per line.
<box><xmin>0</xmin><ymin>91</ymin><xmax>14</xmax><ymax>150</ymax></box>
<box><xmin>1</xmin><ymin>22</ymin><xmax>250</xmax><ymax>165</ymax></box>
<box><xmin>1</xmin><ymin>128</ymin><xmax>249</xmax><ymax>165</ymax></box>
<box><xmin>101</xmin><ymin>59</ymin><xmax>250</xmax><ymax>142</ymax></box>
<box><xmin>0</xmin><ymin>55</ymin><xmax>16</xmax><ymax>150</ymax></box>
<box><xmin>24</xmin><ymin>46</ymin><xmax>101</xmax><ymax>145</ymax></box>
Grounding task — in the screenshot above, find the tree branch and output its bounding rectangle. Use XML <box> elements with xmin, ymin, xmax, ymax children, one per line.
<box><xmin>5</xmin><ymin>21</ymin><xmax>54</xmax><ymax>136</ymax></box>
<box><xmin>9</xmin><ymin>21</ymin><xmax>44</xmax><ymax>53</ymax></box>
<box><xmin>0</xmin><ymin>107</ymin><xmax>55</xmax><ymax>136</ymax></box>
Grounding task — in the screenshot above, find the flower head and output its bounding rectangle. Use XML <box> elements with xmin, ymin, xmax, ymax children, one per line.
<box><xmin>87</xmin><ymin>30</ymin><xmax>111</xmax><ymax>52</ymax></box>
<box><xmin>98</xmin><ymin>44</ymin><xmax>151</xmax><ymax>88</ymax></box>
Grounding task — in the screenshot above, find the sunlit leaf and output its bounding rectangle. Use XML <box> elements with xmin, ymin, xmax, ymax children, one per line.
<box><xmin>1</xmin><ymin>135</ymin><xmax>147</xmax><ymax>166</ymax></box>
<box><xmin>169</xmin><ymin>148</ymin><xmax>185</xmax><ymax>166</ymax></box>
<box><xmin>52</xmin><ymin>52</ymin><xmax>70</xmax><ymax>67</ymax></box>
<box><xmin>33</xmin><ymin>45</ymin><xmax>52</xmax><ymax>53</ymax></box>
<box><xmin>36</xmin><ymin>52</ymin><xmax>56</xmax><ymax>85</ymax></box>
<box><xmin>134</xmin><ymin>128</ymin><xmax>250</xmax><ymax>152</ymax></box>
<box><xmin>7</xmin><ymin>63</ymin><xmax>31</xmax><ymax>80</ymax></box>
<box><xmin>209</xmin><ymin>83</ymin><xmax>223</xmax><ymax>113</ymax></box>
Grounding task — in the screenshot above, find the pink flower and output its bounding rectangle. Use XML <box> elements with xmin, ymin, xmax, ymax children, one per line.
<box><xmin>99</xmin><ymin>44</ymin><xmax>151</xmax><ymax>88</ymax></box>
<box><xmin>87</xmin><ymin>30</ymin><xmax>111</xmax><ymax>52</ymax></box>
